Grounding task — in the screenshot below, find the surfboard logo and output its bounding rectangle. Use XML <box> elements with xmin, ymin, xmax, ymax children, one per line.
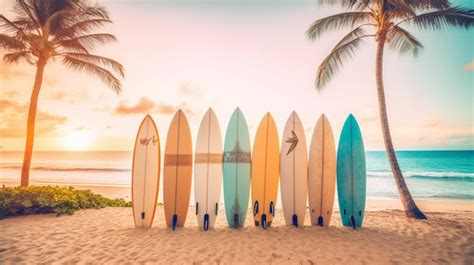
<box><xmin>223</xmin><ymin>141</ymin><xmax>251</xmax><ymax>163</ymax></box>
<box><xmin>140</xmin><ymin>135</ymin><xmax>158</xmax><ymax>146</ymax></box>
<box><xmin>286</xmin><ymin>130</ymin><xmax>298</xmax><ymax>155</ymax></box>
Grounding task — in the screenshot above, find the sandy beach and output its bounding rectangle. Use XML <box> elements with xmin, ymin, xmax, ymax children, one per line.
<box><xmin>1</xmin><ymin>200</ymin><xmax>472</xmax><ymax>264</ymax></box>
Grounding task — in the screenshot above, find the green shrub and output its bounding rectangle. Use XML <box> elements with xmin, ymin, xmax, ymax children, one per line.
<box><xmin>0</xmin><ymin>186</ymin><xmax>131</xmax><ymax>218</ymax></box>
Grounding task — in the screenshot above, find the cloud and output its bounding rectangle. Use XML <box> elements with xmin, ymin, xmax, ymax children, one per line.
<box><xmin>464</xmin><ymin>61</ymin><xmax>474</xmax><ymax>72</ymax></box>
<box><xmin>179</xmin><ymin>82</ymin><xmax>201</xmax><ymax>98</ymax></box>
<box><xmin>114</xmin><ymin>97</ymin><xmax>157</xmax><ymax>115</ymax></box>
<box><xmin>0</xmin><ymin>99</ymin><xmax>68</xmax><ymax>138</ymax></box>
<box><xmin>113</xmin><ymin>97</ymin><xmax>194</xmax><ymax>116</ymax></box>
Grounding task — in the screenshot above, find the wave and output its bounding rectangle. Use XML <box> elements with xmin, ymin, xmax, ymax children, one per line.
<box><xmin>368</xmin><ymin>171</ymin><xmax>474</xmax><ymax>180</ymax></box>
<box><xmin>0</xmin><ymin>165</ymin><xmax>130</xmax><ymax>172</ymax></box>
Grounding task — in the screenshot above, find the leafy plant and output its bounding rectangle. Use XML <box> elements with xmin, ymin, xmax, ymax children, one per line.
<box><xmin>0</xmin><ymin>186</ymin><xmax>130</xmax><ymax>218</ymax></box>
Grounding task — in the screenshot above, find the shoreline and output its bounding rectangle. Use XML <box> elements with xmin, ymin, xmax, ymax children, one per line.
<box><xmin>2</xmin><ymin>180</ymin><xmax>472</xmax><ymax>212</ymax></box>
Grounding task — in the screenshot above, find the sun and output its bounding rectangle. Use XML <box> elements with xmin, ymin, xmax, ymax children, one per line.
<box><xmin>62</xmin><ymin>130</ymin><xmax>93</xmax><ymax>151</ymax></box>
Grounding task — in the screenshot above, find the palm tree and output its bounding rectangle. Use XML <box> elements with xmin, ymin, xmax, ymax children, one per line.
<box><xmin>0</xmin><ymin>0</ymin><xmax>124</xmax><ymax>186</ymax></box>
<box><xmin>307</xmin><ymin>0</ymin><xmax>473</xmax><ymax>219</ymax></box>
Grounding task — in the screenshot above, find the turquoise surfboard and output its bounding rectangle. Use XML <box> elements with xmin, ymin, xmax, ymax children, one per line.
<box><xmin>337</xmin><ymin>114</ymin><xmax>366</xmax><ymax>229</ymax></box>
<box><xmin>223</xmin><ymin>108</ymin><xmax>252</xmax><ymax>228</ymax></box>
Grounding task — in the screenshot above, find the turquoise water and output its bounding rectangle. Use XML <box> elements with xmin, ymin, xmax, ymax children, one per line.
<box><xmin>0</xmin><ymin>151</ymin><xmax>473</xmax><ymax>200</ymax></box>
<box><xmin>367</xmin><ymin>151</ymin><xmax>474</xmax><ymax>200</ymax></box>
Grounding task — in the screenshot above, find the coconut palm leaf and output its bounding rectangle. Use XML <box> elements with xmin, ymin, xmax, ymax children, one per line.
<box><xmin>57</xmin><ymin>33</ymin><xmax>117</xmax><ymax>51</ymax></box>
<box><xmin>3</xmin><ymin>50</ymin><xmax>33</xmax><ymax>64</ymax></box>
<box><xmin>63</xmin><ymin>52</ymin><xmax>125</xmax><ymax>78</ymax></box>
<box><xmin>54</xmin><ymin>19</ymin><xmax>112</xmax><ymax>39</ymax></box>
<box><xmin>315</xmin><ymin>27</ymin><xmax>372</xmax><ymax>88</ymax></box>
<box><xmin>307</xmin><ymin>12</ymin><xmax>373</xmax><ymax>41</ymax></box>
<box><xmin>0</xmin><ymin>33</ymin><xmax>26</xmax><ymax>50</ymax></box>
<box><xmin>406</xmin><ymin>7</ymin><xmax>474</xmax><ymax>30</ymax></box>
<box><xmin>62</xmin><ymin>55</ymin><xmax>122</xmax><ymax>93</ymax></box>
<box><xmin>387</xmin><ymin>26</ymin><xmax>423</xmax><ymax>57</ymax></box>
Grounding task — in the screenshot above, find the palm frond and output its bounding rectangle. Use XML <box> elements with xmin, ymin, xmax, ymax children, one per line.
<box><xmin>57</xmin><ymin>33</ymin><xmax>117</xmax><ymax>51</ymax></box>
<box><xmin>3</xmin><ymin>50</ymin><xmax>33</xmax><ymax>64</ymax></box>
<box><xmin>317</xmin><ymin>0</ymin><xmax>373</xmax><ymax>11</ymax></box>
<box><xmin>387</xmin><ymin>26</ymin><xmax>423</xmax><ymax>57</ymax></box>
<box><xmin>56</xmin><ymin>38</ymin><xmax>89</xmax><ymax>53</ymax></box>
<box><xmin>404</xmin><ymin>0</ymin><xmax>450</xmax><ymax>10</ymax></box>
<box><xmin>62</xmin><ymin>55</ymin><xmax>122</xmax><ymax>93</ymax></box>
<box><xmin>0</xmin><ymin>33</ymin><xmax>26</xmax><ymax>50</ymax></box>
<box><xmin>316</xmin><ymin>28</ymin><xmax>372</xmax><ymax>89</ymax></box>
<box><xmin>63</xmin><ymin>52</ymin><xmax>125</xmax><ymax>78</ymax></box>
<box><xmin>307</xmin><ymin>12</ymin><xmax>373</xmax><ymax>41</ymax></box>
<box><xmin>406</xmin><ymin>6</ymin><xmax>474</xmax><ymax>30</ymax></box>
<box><xmin>53</xmin><ymin>19</ymin><xmax>112</xmax><ymax>40</ymax></box>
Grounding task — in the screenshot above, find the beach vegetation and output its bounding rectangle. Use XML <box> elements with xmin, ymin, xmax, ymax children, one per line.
<box><xmin>0</xmin><ymin>186</ymin><xmax>130</xmax><ymax>218</ymax></box>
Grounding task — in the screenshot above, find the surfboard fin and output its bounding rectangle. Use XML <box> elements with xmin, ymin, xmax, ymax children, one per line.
<box><xmin>233</xmin><ymin>213</ymin><xmax>239</xmax><ymax>228</ymax></box>
<box><xmin>204</xmin><ymin>214</ymin><xmax>209</xmax><ymax>231</ymax></box>
<box><xmin>261</xmin><ymin>214</ymin><xmax>267</xmax><ymax>229</ymax></box>
<box><xmin>141</xmin><ymin>212</ymin><xmax>145</xmax><ymax>219</ymax></box>
<box><xmin>292</xmin><ymin>214</ymin><xmax>298</xmax><ymax>227</ymax></box>
<box><xmin>269</xmin><ymin>202</ymin><xmax>275</xmax><ymax>217</ymax></box>
<box><xmin>172</xmin><ymin>214</ymin><xmax>178</xmax><ymax>231</ymax></box>
<box><xmin>350</xmin><ymin>215</ymin><xmax>356</xmax><ymax>230</ymax></box>
<box><xmin>215</xmin><ymin>203</ymin><xmax>218</xmax><ymax>215</ymax></box>
<box><xmin>196</xmin><ymin>203</ymin><xmax>199</xmax><ymax>215</ymax></box>
<box><xmin>317</xmin><ymin>216</ymin><xmax>324</xmax><ymax>226</ymax></box>
<box><xmin>253</xmin><ymin>201</ymin><xmax>259</xmax><ymax>216</ymax></box>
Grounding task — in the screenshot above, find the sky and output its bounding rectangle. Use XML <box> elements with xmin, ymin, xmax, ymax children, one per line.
<box><xmin>0</xmin><ymin>0</ymin><xmax>472</xmax><ymax>151</ymax></box>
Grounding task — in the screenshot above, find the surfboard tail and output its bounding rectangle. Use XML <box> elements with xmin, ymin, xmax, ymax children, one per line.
<box><xmin>292</xmin><ymin>214</ymin><xmax>298</xmax><ymax>227</ymax></box>
<box><xmin>172</xmin><ymin>214</ymin><xmax>178</xmax><ymax>231</ymax></box>
<box><xmin>317</xmin><ymin>216</ymin><xmax>324</xmax><ymax>227</ymax></box>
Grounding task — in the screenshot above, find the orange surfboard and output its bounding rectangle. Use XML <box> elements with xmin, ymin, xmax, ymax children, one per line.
<box><xmin>163</xmin><ymin>110</ymin><xmax>193</xmax><ymax>230</ymax></box>
<box><xmin>251</xmin><ymin>113</ymin><xmax>280</xmax><ymax>228</ymax></box>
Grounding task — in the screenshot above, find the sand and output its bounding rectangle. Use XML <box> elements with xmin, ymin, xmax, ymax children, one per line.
<box><xmin>1</xmin><ymin>201</ymin><xmax>473</xmax><ymax>264</ymax></box>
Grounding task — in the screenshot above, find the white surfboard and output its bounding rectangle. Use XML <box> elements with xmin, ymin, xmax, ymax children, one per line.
<box><xmin>132</xmin><ymin>115</ymin><xmax>160</xmax><ymax>228</ymax></box>
<box><xmin>280</xmin><ymin>111</ymin><xmax>308</xmax><ymax>227</ymax></box>
<box><xmin>194</xmin><ymin>108</ymin><xmax>223</xmax><ymax>230</ymax></box>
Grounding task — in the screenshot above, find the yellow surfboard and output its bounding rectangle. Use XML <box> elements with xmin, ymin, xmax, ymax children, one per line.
<box><xmin>251</xmin><ymin>113</ymin><xmax>280</xmax><ymax>228</ymax></box>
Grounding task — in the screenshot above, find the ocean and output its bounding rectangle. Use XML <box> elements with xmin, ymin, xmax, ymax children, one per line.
<box><xmin>0</xmin><ymin>151</ymin><xmax>472</xmax><ymax>201</ymax></box>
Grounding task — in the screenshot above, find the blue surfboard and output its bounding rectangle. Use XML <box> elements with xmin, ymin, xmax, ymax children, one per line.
<box><xmin>337</xmin><ymin>114</ymin><xmax>366</xmax><ymax>229</ymax></box>
<box><xmin>223</xmin><ymin>108</ymin><xmax>252</xmax><ymax>227</ymax></box>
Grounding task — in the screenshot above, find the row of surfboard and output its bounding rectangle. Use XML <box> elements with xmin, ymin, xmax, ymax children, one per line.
<box><xmin>132</xmin><ymin>108</ymin><xmax>366</xmax><ymax>231</ymax></box>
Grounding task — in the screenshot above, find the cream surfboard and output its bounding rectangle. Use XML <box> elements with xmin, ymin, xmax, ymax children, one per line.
<box><xmin>252</xmin><ymin>113</ymin><xmax>280</xmax><ymax>229</ymax></box>
<box><xmin>164</xmin><ymin>110</ymin><xmax>193</xmax><ymax>230</ymax></box>
<box><xmin>308</xmin><ymin>114</ymin><xmax>336</xmax><ymax>226</ymax></box>
<box><xmin>194</xmin><ymin>108</ymin><xmax>223</xmax><ymax>231</ymax></box>
<box><xmin>280</xmin><ymin>111</ymin><xmax>307</xmax><ymax>227</ymax></box>
<box><xmin>132</xmin><ymin>115</ymin><xmax>160</xmax><ymax>228</ymax></box>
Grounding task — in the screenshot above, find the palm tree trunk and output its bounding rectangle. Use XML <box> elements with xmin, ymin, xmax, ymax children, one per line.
<box><xmin>375</xmin><ymin>35</ymin><xmax>426</xmax><ymax>219</ymax></box>
<box><xmin>20</xmin><ymin>58</ymin><xmax>47</xmax><ymax>186</ymax></box>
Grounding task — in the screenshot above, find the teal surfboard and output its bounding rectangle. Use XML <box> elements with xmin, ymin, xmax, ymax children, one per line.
<box><xmin>337</xmin><ymin>114</ymin><xmax>366</xmax><ymax>229</ymax></box>
<box><xmin>223</xmin><ymin>108</ymin><xmax>252</xmax><ymax>228</ymax></box>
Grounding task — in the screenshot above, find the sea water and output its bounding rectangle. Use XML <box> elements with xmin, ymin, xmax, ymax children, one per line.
<box><xmin>0</xmin><ymin>151</ymin><xmax>472</xmax><ymax>201</ymax></box>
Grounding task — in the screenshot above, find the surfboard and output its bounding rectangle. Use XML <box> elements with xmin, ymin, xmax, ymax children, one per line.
<box><xmin>308</xmin><ymin>114</ymin><xmax>336</xmax><ymax>227</ymax></box>
<box><xmin>194</xmin><ymin>108</ymin><xmax>223</xmax><ymax>231</ymax></box>
<box><xmin>280</xmin><ymin>111</ymin><xmax>307</xmax><ymax>227</ymax></box>
<box><xmin>337</xmin><ymin>114</ymin><xmax>366</xmax><ymax>229</ymax></box>
<box><xmin>132</xmin><ymin>115</ymin><xmax>160</xmax><ymax>228</ymax></box>
<box><xmin>223</xmin><ymin>107</ymin><xmax>251</xmax><ymax>228</ymax></box>
<box><xmin>164</xmin><ymin>110</ymin><xmax>193</xmax><ymax>230</ymax></box>
<box><xmin>251</xmin><ymin>113</ymin><xmax>280</xmax><ymax>229</ymax></box>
